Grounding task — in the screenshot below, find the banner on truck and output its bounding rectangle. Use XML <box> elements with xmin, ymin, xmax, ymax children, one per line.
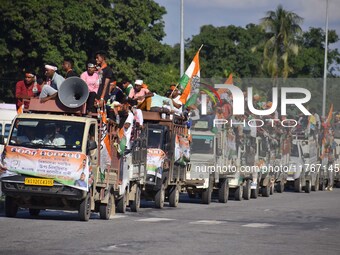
<box><xmin>3</xmin><ymin>146</ymin><xmax>90</xmax><ymax>191</ymax></box>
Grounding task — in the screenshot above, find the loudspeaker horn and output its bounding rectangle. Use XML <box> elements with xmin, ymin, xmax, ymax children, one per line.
<box><xmin>58</xmin><ymin>77</ymin><xmax>89</xmax><ymax>108</ymax></box>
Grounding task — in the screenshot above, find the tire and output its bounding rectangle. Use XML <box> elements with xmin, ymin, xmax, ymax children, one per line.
<box><xmin>130</xmin><ymin>185</ymin><xmax>141</xmax><ymax>212</ymax></box>
<box><xmin>218</xmin><ymin>179</ymin><xmax>229</xmax><ymax>203</ymax></box>
<box><xmin>294</xmin><ymin>178</ymin><xmax>302</xmax><ymax>192</ymax></box>
<box><xmin>319</xmin><ymin>179</ymin><xmax>326</xmax><ymax>191</ymax></box>
<box><xmin>234</xmin><ymin>185</ymin><xmax>243</xmax><ymax>201</ymax></box>
<box><xmin>155</xmin><ymin>184</ymin><xmax>165</xmax><ymax>209</ymax></box>
<box><xmin>276</xmin><ymin>181</ymin><xmax>284</xmax><ymax>193</ymax></box>
<box><xmin>29</xmin><ymin>209</ymin><xmax>40</xmax><ymax>216</ymax></box>
<box><xmin>117</xmin><ymin>193</ymin><xmax>127</xmax><ymax>213</ymax></box>
<box><xmin>270</xmin><ymin>184</ymin><xmax>274</xmax><ymax>195</ymax></box>
<box><xmin>262</xmin><ymin>185</ymin><xmax>270</xmax><ymax>197</ymax></box>
<box><xmin>5</xmin><ymin>196</ymin><xmax>18</xmax><ymax>218</ymax></box>
<box><xmin>243</xmin><ymin>180</ymin><xmax>251</xmax><ymax>200</ymax></box>
<box><xmin>169</xmin><ymin>186</ymin><xmax>179</xmax><ymax>207</ymax></box>
<box><xmin>79</xmin><ymin>193</ymin><xmax>91</xmax><ymax>221</ymax></box>
<box><xmin>250</xmin><ymin>183</ymin><xmax>259</xmax><ymax>199</ymax></box>
<box><xmin>100</xmin><ymin>193</ymin><xmax>115</xmax><ymax>220</ymax></box>
<box><xmin>312</xmin><ymin>175</ymin><xmax>319</xmax><ymax>191</ymax></box>
<box><xmin>305</xmin><ymin>180</ymin><xmax>311</xmax><ymax>193</ymax></box>
<box><xmin>336</xmin><ymin>182</ymin><xmax>340</xmax><ymax>189</ymax></box>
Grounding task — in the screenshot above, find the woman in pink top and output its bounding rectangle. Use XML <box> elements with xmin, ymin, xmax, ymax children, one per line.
<box><xmin>81</xmin><ymin>60</ymin><xmax>100</xmax><ymax>113</ymax></box>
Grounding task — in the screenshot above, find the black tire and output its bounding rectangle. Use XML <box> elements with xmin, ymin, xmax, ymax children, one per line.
<box><xmin>305</xmin><ymin>180</ymin><xmax>311</xmax><ymax>193</ymax></box>
<box><xmin>29</xmin><ymin>209</ymin><xmax>40</xmax><ymax>216</ymax></box>
<box><xmin>262</xmin><ymin>185</ymin><xmax>270</xmax><ymax>197</ymax></box>
<box><xmin>319</xmin><ymin>179</ymin><xmax>326</xmax><ymax>191</ymax></box>
<box><xmin>270</xmin><ymin>184</ymin><xmax>274</xmax><ymax>195</ymax></box>
<box><xmin>312</xmin><ymin>175</ymin><xmax>319</xmax><ymax>191</ymax></box>
<box><xmin>294</xmin><ymin>178</ymin><xmax>302</xmax><ymax>192</ymax></box>
<box><xmin>336</xmin><ymin>182</ymin><xmax>340</xmax><ymax>189</ymax></box>
<box><xmin>117</xmin><ymin>193</ymin><xmax>127</xmax><ymax>213</ymax></box>
<box><xmin>5</xmin><ymin>196</ymin><xmax>18</xmax><ymax>218</ymax></box>
<box><xmin>130</xmin><ymin>185</ymin><xmax>141</xmax><ymax>212</ymax></box>
<box><xmin>79</xmin><ymin>193</ymin><xmax>91</xmax><ymax>221</ymax></box>
<box><xmin>218</xmin><ymin>179</ymin><xmax>229</xmax><ymax>203</ymax></box>
<box><xmin>202</xmin><ymin>187</ymin><xmax>212</xmax><ymax>204</ymax></box>
<box><xmin>234</xmin><ymin>185</ymin><xmax>243</xmax><ymax>201</ymax></box>
<box><xmin>169</xmin><ymin>186</ymin><xmax>179</xmax><ymax>207</ymax></box>
<box><xmin>250</xmin><ymin>184</ymin><xmax>259</xmax><ymax>199</ymax></box>
<box><xmin>100</xmin><ymin>193</ymin><xmax>115</xmax><ymax>220</ymax></box>
<box><xmin>243</xmin><ymin>180</ymin><xmax>251</xmax><ymax>200</ymax></box>
<box><xmin>276</xmin><ymin>181</ymin><xmax>285</xmax><ymax>193</ymax></box>
<box><xmin>155</xmin><ymin>184</ymin><xmax>165</xmax><ymax>209</ymax></box>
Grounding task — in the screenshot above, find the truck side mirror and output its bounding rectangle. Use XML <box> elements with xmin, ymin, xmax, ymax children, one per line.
<box><xmin>87</xmin><ymin>140</ymin><xmax>97</xmax><ymax>151</ymax></box>
<box><xmin>0</xmin><ymin>135</ymin><xmax>4</xmax><ymax>145</ymax></box>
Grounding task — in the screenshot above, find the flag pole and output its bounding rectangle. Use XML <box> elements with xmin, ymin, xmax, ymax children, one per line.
<box><xmin>322</xmin><ymin>0</ymin><xmax>329</xmax><ymax>118</ymax></box>
<box><xmin>170</xmin><ymin>44</ymin><xmax>204</xmax><ymax>98</ymax></box>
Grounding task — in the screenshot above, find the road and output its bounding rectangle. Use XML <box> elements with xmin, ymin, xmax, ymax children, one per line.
<box><xmin>0</xmin><ymin>189</ymin><xmax>339</xmax><ymax>255</ymax></box>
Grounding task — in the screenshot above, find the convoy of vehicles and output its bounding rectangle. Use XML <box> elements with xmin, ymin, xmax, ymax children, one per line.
<box><xmin>0</xmin><ymin>78</ymin><xmax>339</xmax><ymax>221</ymax></box>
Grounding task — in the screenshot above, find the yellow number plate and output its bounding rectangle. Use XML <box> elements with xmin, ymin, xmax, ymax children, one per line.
<box><xmin>24</xmin><ymin>178</ymin><xmax>54</xmax><ymax>186</ymax></box>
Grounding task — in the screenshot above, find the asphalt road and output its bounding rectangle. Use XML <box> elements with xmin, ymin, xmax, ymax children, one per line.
<box><xmin>0</xmin><ymin>188</ymin><xmax>339</xmax><ymax>255</ymax></box>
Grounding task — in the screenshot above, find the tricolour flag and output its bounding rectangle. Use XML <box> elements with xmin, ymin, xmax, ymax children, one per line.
<box><xmin>179</xmin><ymin>45</ymin><xmax>203</xmax><ymax>104</ymax></box>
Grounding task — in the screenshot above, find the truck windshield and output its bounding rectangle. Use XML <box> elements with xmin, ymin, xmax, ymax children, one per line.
<box><xmin>334</xmin><ymin>123</ymin><xmax>340</xmax><ymax>139</ymax></box>
<box><xmin>9</xmin><ymin>118</ymin><xmax>85</xmax><ymax>151</ymax></box>
<box><xmin>147</xmin><ymin>129</ymin><xmax>163</xmax><ymax>149</ymax></box>
<box><xmin>191</xmin><ymin>135</ymin><xmax>214</xmax><ymax>154</ymax></box>
<box><xmin>291</xmin><ymin>144</ymin><xmax>299</xmax><ymax>157</ymax></box>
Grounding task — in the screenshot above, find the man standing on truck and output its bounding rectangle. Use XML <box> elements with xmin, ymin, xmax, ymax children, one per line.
<box><xmin>39</xmin><ymin>64</ymin><xmax>65</xmax><ymax>102</ymax></box>
<box><xmin>95</xmin><ymin>50</ymin><xmax>114</xmax><ymax>106</ymax></box>
<box><xmin>15</xmin><ymin>69</ymin><xmax>42</xmax><ymax>111</ymax></box>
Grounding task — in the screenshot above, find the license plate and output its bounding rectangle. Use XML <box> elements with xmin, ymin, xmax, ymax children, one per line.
<box><xmin>24</xmin><ymin>178</ymin><xmax>54</xmax><ymax>186</ymax></box>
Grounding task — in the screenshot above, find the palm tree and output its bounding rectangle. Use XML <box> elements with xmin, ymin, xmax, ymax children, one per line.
<box><xmin>258</xmin><ymin>5</ymin><xmax>303</xmax><ymax>83</ymax></box>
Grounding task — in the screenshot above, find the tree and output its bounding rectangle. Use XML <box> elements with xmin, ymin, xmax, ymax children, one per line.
<box><xmin>256</xmin><ymin>5</ymin><xmax>303</xmax><ymax>81</ymax></box>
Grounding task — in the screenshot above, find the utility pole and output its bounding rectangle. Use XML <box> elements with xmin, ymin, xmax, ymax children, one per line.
<box><xmin>180</xmin><ymin>0</ymin><xmax>184</xmax><ymax>77</ymax></box>
<box><xmin>322</xmin><ymin>0</ymin><xmax>329</xmax><ymax>117</ymax></box>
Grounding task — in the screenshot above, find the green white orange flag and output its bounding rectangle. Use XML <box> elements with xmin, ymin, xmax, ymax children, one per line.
<box><xmin>217</xmin><ymin>74</ymin><xmax>233</xmax><ymax>95</ymax></box>
<box><xmin>179</xmin><ymin>45</ymin><xmax>203</xmax><ymax>104</ymax></box>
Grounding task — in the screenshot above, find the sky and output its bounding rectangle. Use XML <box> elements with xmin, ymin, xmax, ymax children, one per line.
<box><xmin>154</xmin><ymin>0</ymin><xmax>340</xmax><ymax>51</ymax></box>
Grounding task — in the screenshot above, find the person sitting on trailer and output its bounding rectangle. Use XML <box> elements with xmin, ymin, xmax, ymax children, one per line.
<box><xmin>39</xmin><ymin>64</ymin><xmax>65</xmax><ymax>103</ymax></box>
<box><xmin>128</xmin><ymin>79</ymin><xmax>154</xmax><ymax>111</ymax></box>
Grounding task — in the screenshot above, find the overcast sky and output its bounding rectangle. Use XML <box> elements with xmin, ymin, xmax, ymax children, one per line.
<box><xmin>154</xmin><ymin>0</ymin><xmax>340</xmax><ymax>51</ymax></box>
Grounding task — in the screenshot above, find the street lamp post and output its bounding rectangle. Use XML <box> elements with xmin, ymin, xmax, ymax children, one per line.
<box><xmin>180</xmin><ymin>0</ymin><xmax>184</xmax><ymax>77</ymax></box>
<box><xmin>322</xmin><ymin>0</ymin><xmax>329</xmax><ymax>117</ymax></box>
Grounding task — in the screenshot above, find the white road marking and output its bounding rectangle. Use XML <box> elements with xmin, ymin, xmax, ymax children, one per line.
<box><xmin>136</xmin><ymin>217</ymin><xmax>175</xmax><ymax>222</ymax></box>
<box><xmin>109</xmin><ymin>215</ymin><xmax>127</xmax><ymax>220</ymax></box>
<box><xmin>189</xmin><ymin>220</ymin><xmax>224</xmax><ymax>225</ymax></box>
<box><xmin>242</xmin><ymin>223</ymin><xmax>275</xmax><ymax>228</ymax></box>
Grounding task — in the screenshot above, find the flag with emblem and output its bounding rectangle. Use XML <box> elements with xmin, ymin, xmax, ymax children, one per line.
<box><xmin>179</xmin><ymin>45</ymin><xmax>203</xmax><ymax>104</ymax></box>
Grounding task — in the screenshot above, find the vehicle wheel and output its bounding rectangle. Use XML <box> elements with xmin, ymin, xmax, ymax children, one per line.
<box><xmin>130</xmin><ymin>185</ymin><xmax>141</xmax><ymax>212</ymax></box>
<box><xmin>319</xmin><ymin>179</ymin><xmax>326</xmax><ymax>191</ymax></box>
<box><xmin>262</xmin><ymin>185</ymin><xmax>270</xmax><ymax>197</ymax></box>
<box><xmin>5</xmin><ymin>196</ymin><xmax>18</xmax><ymax>218</ymax></box>
<box><xmin>305</xmin><ymin>180</ymin><xmax>311</xmax><ymax>193</ymax></box>
<box><xmin>312</xmin><ymin>175</ymin><xmax>319</xmax><ymax>191</ymax></box>
<box><xmin>234</xmin><ymin>185</ymin><xmax>243</xmax><ymax>201</ymax></box>
<box><xmin>169</xmin><ymin>186</ymin><xmax>179</xmax><ymax>207</ymax></box>
<box><xmin>79</xmin><ymin>193</ymin><xmax>91</xmax><ymax>221</ymax></box>
<box><xmin>218</xmin><ymin>179</ymin><xmax>229</xmax><ymax>203</ymax></box>
<box><xmin>336</xmin><ymin>182</ymin><xmax>340</xmax><ymax>189</ymax></box>
<box><xmin>117</xmin><ymin>193</ymin><xmax>127</xmax><ymax>213</ymax></box>
<box><xmin>100</xmin><ymin>193</ymin><xmax>115</xmax><ymax>220</ymax></box>
<box><xmin>155</xmin><ymin>184</ymin><xmax>165</xmax><ymax>209</ymax></box>
<box><xmin>242</xmin><ymin>180</ymin><xmax>251</xmax><ymax>200</ymax></box>
<box><xmin>250</xmin><ymin>184</ymin><xmax>259</xmax><ymax>199</ymax></box>
<box><xmin>294</xmin><ymin>178</ymin><xmax>302</xmax><ymax>192</ymax></box>
<box><xmin>276</xmin><ymin>181</ymin><xmax>285</xmax><ymax>193</ymax></box>
<box><xmin>29</xmin><ymin>209</ymin><xmax>40</xmax><ymax>216</ymax></box>
<box><xmin>270</xmin><ymin>184</ymin><xmax>274</xmax><ymax>195</ymax></box>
